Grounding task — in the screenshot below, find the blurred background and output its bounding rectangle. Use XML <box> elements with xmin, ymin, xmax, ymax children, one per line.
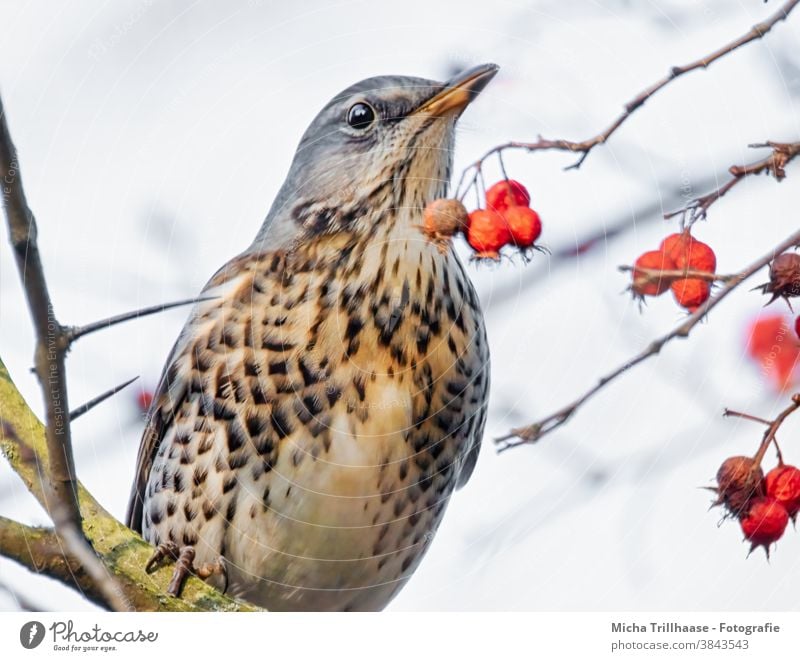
<box><xmin>1</xmin><ymin>0</ymin><xmax>800</xmax><ymax>611</ymax></box>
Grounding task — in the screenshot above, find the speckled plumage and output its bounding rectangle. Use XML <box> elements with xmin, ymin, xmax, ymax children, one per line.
<box><xmin>127</xmin><ymin>66</ymin><xmax>495</xmax><ymax>611</ymax></box>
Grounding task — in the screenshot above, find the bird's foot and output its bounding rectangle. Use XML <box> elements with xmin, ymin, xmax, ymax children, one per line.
<box><xmin>145</xmin><ymin>542</ymin><xmax>228</xmax><ymax>597</ymax></box>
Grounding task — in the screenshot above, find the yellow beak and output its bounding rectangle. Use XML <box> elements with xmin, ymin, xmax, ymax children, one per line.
<box><xmin>412</xmin><ymin>63</ymin><xmax>499</xmax><ymax>117</ymax></box>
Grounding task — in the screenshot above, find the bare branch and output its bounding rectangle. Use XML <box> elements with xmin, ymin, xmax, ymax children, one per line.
<box><xmin>0</xmin><ymin>360</ymin><xmax>260</xmax><ymax>611</ymax></box>
<box><xmin>0</xmin><ymin>93</ymin><xmax>256</xmax><ymax>611</ymax></box>
<box><xmin>496</xmin><ymin>227</ymin><xmax>800</xmax><ymax>450</ymax></box>
<box><xmin>665</xmin><ymin>141</ymin><xmax>800</xmax><ymax>225</ymax></box>
<box><xmin>0</xmin><ymin>517</ymin><xmax>101</xmax><ymax>606</ymax></box>
<box><xmin>751</xmin><ymin>394</ymin><xmax>800</xmax><ymax>466</ymax></box>
<box><xmin>65</xmin><ymin>297</ymin><xmax>216</xmax><ymax>344</ymax></box>
<box><xmin>620</xmin><ymin>264</ymin><xmax>740</xmax><ymax>286</ymax></box>
<box><xmin>722</xmin><ymin>410</ymin><xmax>772</xmax><ymax>426</ymax></box>
<box><xmin>457</xmin><ymin>0</ymin><xmax>800</xmax><ymax>195</ymax></box>
<box><xmin>69</xmin><ymin>376</ymin><xmax>139</xmax><ymax>421</ymax></box>
<box><xmin>0</xmin><ymin>94</ymin><xmax>79</xmax><ymax>525</ymax></box>
<box><xmin>0</xmin><ymin>421</ymin><xmax>131</xmax><ymax>611</ymax></box>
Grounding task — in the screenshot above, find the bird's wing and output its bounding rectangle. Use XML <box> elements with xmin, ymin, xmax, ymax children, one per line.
<box><xmin>454</xmin><ymin>372</ymin><xmax>489</xmax><ymax>489</ymax></box>
<box><xmin>125</xmin><ymin>257</ymin><xmax>251</xmax><ymax>532</ymax></box>
<box><xmin>124</xmin><ymin>331</ymin><xmax>184</xmax><ymax>532</ymax></box>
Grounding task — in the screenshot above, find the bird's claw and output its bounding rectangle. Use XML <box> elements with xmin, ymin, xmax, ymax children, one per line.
<box><xmin>145</xmin><ymin>541</ymin><xmax>180</xmax><ymax>572</ymax></box>
<box><xmin>145</xmin><ymin>543</ymin><xmax>228</xmax><ymax>598</ymax></box>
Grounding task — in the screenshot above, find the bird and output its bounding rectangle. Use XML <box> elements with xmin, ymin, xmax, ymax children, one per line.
<box><xmin>126</xmin><ymin>63</ymin><xmax>497</xmax><ymax>611</ymax></box>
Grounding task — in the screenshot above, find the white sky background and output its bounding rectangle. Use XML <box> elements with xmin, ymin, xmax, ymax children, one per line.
<box><xmin>1</xmin><ymin>0</ymin><xmax>800</xmax><ymax>611</ymax></box>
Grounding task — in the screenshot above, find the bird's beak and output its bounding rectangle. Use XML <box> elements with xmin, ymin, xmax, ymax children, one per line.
<box><xmin>412</xmin><ymin>63</ymin><xmax>499</xmax><ymax>117</ymax></box>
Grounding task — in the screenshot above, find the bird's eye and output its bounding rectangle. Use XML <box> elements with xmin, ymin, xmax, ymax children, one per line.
<box><xmin>347</xmin><ymin>102</ymin><xmax>376</xmax><ymax>130</ymax></box>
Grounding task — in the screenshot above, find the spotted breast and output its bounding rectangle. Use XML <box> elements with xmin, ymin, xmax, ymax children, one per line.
<box><xmin>127</xmin><ymin>216</ymin><xmax>489</xmax><ymax>611</ymax></box>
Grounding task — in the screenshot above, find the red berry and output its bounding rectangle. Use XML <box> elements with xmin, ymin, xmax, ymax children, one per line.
<box><xmin>660</xmin><ymin>233</ymin><xmax>686</xmax><ymax>263</ymax></box>
<box><xmin>631</xmin><ymin>250</ymin><xmax>677</xmax><ymax>297</ymax></box>
<box><xmin>504</xmin><ymin>206</ymin><xmax>541</xmax><ymax>248</ymax></box>
<box><xmin>745</xmin><ymin>315</ymin><xmax>800</xmax><ymax>391</ymax></box>
<box><xmin>746</xmin><ymin>315</ymin><xmax>790</xmax><ymax>359</ymax></box>
<box><xmin>671</xmin><ymin>278</ymin><xmax>710</xmax><ymax>311</ymax></box>
<box><xmin>485</xmin><ymin>180</ymin><xmax>530</xmax><ymax>211</ymax></box>
<box><xmin>466</xmin><ymin>209</ymin><xmax>510</xmax><ymax>259</ymax></box>
<box><xmin>795</xmin><ymin>316</ymin><xmax>800</xmax><ymax>340</ymax></box>
<box><xmin>765</xmin><ymin>464</ymin><xmax>800</xmax><ymax>518</ymax></box>
<box><xmin>740</xmin><ymin>496</ymin><xmax>789</xmax><ymax>555</ymax></box>
<box><xmin>660</xmin><ymin>231</ymin><xmax>716</xmax><ymax>273</ymax></box>
<box><xmin>715</xmin><ymin>456</ymin><xmax>764</xmax><ymax>516</ymax></box>
<box><xmin>136</xmin><ymin>389</ymin><xmax>154</xmax><ymax>414</ymax></box>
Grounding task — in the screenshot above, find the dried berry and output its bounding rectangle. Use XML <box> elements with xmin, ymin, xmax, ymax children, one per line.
<box><xmin>631</xmin><ymin>250</ymin><xmax>677</xmax><ymax>297</ymax></box>
<box><xmin>757</xmin><ymin>252</ymin><xmax>800</xmax><ymax>305</ymax></box>
<box><xmin>765</xmin><ymin>464</ymin><xmax>800</xmax><ymax>519</ymax></box>
<box><xmin>422</xmin><ymin>198</ymin><xmax>469</xmax><ymax>251</ymax></box>
<box><xmin>486</xmin><ymin>179</ymin><xmax>530</xmax><ymax>211</ymax></box>
<box><xmin>466</xmin><ymin>209</ymin><xmax>510</xmax><ymax>260</ymax></box>
<box><xmin>504</xmin><ymin>206</ymin><xmax>542</xmax><ymax>248</ymax></box>
<box><xmin>671</xmin><ymin>278</ymin><xmax>710</xmax><ymax>311</ymax></box>
<box><xmin>715</xmin><ymin>456</ymin><xmax>764</xmax><ymax>516</ymax></box>
<box><xmin>739</xmin><ymin>496</ymin><xmax>789</xmax><ymax>556</ymax></box>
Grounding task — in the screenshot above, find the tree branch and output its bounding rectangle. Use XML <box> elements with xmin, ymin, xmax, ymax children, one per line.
<box><xmin>0</xmin><ymin>359</ymin><xmax>260</xmax><ymax>611</ymax></box>
<box><xmin>0</xmin><ymin>94</ymin><xmax>79</xmax><ymax>525</ymax></box>
<box><xmin>64</xmin><ymin>297</ymin><xmax>215</xmax><ymax>344</ymax></box>
<box><xmin>69</xmin><ymin>376</ymin><xmax>139</xmax><ymax>421</ymax></box>
<box><xmin>620</xmin><ymin>264</ymin><xmax>740</xmax><ymax>286</ymax></box>
<box><xmin>750</xmin><ymin>394</ymin><xmax>800</xmax><ymax>466</ymax></box>
<box><xmin>0</xmin><ymin>93</ymin><xmax>259</xmax><ymax>611</ymax></box>
<box><xmin>665</xmin><ymin>141</ymin><xmax>800</xmax><ymax>225</ymax></box>
<box><xmin>457</xmin><ymin>0</ymin><xmax>799</xmax><ymax>195</ymax></box>
<box><xmin>496</xmin><ymin>227</ymin><xmax>800</xmax><ymax>450</ymax></box>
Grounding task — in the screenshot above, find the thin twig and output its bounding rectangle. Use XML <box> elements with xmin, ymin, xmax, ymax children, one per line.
<box><xmin>457</xmin><ymin>0</ymin><xmax>800</xmax><ymax>196</ymax></box>
<box><xmin>496</xmin><ymin>227</ymin><xmax>800</xmax><ymax>450</ymax></box>
<box><xmin>620</xmin><ymin>265</ymin><xmax>740</xmax><ymax>285</ymax></box>
<box><xmin>69</xmin><ymin>376</ymin><xmax>139</xmax><ymax>421</ymax></box>
<box><xmin>0</xmin><ymin>95</ymin><xmax>80</xmax><ymax>525</ymax></box>
<box><xmin>750</xmin><ymin>394</ymin><xmax>800</xmax><ymax>466</ymax></box>
<box><xmin>483</xmin><ymin>174</ymin><xmax>721</xmax><ymax>313</ymax></box>
<box><xmin>1</xmin><ymin>94</ymin><xmax>130</xmax><ymax>610</ymax></box>
<box><xmin>724</xmin><ymin>406</ymin><xmax>787</xmax><ymax>463</ymax></box>
<box><xmin>722</xmin><ymin>409</ymin><xmax>772</xmax><ymax>426</ymax></box>
<box><xmin>665</xmin><ymin>141</ymin><xmax>800</xmax><ymax>225</ymax></box>
<box><xmin>65</xmin><ymin>297</ymin><xmax>216</xmax><ymax>343</ymax></box>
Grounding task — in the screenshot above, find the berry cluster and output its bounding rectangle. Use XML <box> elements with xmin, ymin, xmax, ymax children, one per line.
<box><xmin>466</xmin><ymin>180</ymin><xmax>542</xmax><ymax>259</ymax></box>
<box><xmin>714</xmin><ymin>455</ymin><xmax>800</xmax><ymax>556</ymax></box>
<box><xmin>421</xmin><ymin>179</ymin><xmax>543</xmax><ymax>260</ymax></box>
<box><xmin>631</xmin><ymin>230</ymin><xmax>716</xmax><ymax>311</ymax></box>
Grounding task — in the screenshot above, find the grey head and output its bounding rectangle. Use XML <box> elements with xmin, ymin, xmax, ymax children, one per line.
<box><xmin>250</xmin><ymin>63</ymin><xmax>498</xmax><ymax>252</ymax></box>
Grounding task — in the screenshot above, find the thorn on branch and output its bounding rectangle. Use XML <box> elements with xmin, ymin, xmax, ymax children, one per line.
<box><xmin>66</xmin><ymin>297</ymin><xmax>217</xmax><ymax>344</ymax></box>
<box><xmin>69</xmin><ymin>376</ymin><xmax>139</xmax><ymax>421</ymax></box>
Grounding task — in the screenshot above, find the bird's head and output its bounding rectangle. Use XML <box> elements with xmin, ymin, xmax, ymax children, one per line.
<box><xmin>254</xmin><ymin>63</ymin><xmax>498</xmax><ymax>249</ymax></box>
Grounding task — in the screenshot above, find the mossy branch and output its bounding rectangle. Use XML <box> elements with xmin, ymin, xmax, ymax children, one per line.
<box><xmin>0</xmin><ymin>358</ymin><xmax>260</xmax><ymax>611</ymax></box>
